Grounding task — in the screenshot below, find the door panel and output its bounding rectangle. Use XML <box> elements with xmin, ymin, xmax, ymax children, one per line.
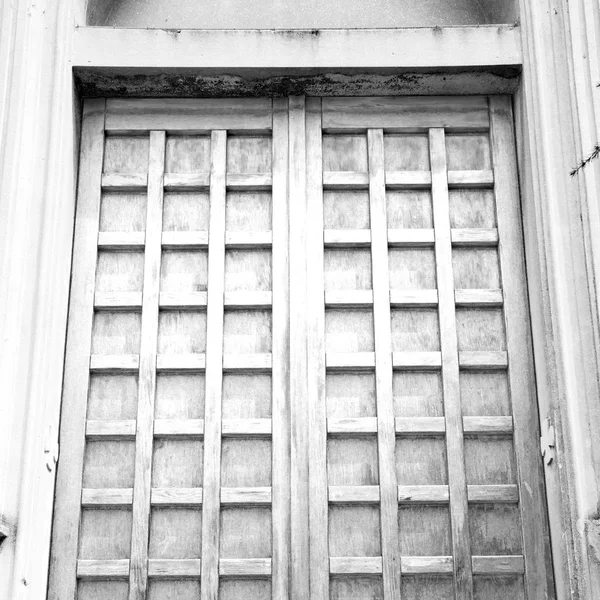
<box><xmin>48</xmin><ymin>96</ymin><xmax>553</xmax><ymax>600</ymax></box>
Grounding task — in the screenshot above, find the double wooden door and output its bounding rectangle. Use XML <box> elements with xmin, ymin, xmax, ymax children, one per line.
<box><xmin>49</xmin><ymin>96</ymin><xmax>554</xmax><ymax>600</ymax></box>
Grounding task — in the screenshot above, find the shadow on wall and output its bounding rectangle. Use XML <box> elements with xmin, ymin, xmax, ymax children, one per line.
<box><xmin>87</xmin><ymin>0</ymin><xmax>517</xmax><ymax>29</ymax></box>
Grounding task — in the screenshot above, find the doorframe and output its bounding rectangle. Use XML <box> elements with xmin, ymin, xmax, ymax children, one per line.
<box><xmin>2</xmin><ymin>5</ymin><xmax>600</xmax><ymax>599</ymax></box>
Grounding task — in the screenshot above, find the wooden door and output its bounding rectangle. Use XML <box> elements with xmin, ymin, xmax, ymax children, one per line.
<box><xmin>48</xmin><ymin>96</ymin><xmax>554</xmax><ymax>600</ymax></box>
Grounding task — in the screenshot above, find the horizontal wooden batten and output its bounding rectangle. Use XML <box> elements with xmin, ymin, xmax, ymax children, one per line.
<box><xmin>330</xmin><ymin>557</ymin><xmax>383</xmax><ymax>575</ymax></box>
<box><xmin>159</xmin><ymin>291</ymin><xmax>208</xmax><ymax>309</ymax></box>
<box><xmin>221</xmin><ymin>487</ymin><xmax>272</xmax><ymax>505</ymax></box>
<box><xmin>224</xmin><ymin>291</ymin><xmax>272</xmax><ymax>308</ymax></box>
<box><xmin>328</xmin><ymin>486</ymin><xmax>380</xmax><ymax>504</ymax></box>
<box><xmin>326</xmin><ymin>352</ymin><xmax>375</xmax><ymax>371</ymax></box>
<box><xmin>323</xmin><ymin>171</ymin><xmax>369</xmax><ymax>189</ymax></box>
<box><xmin>151</xmin><ymin>488</ymin><xmax>203</xmax><ymax>506</ymax></box>
<box><xmin>77</xmin><ymin>559</ymin><xmax>130</xmax><ymax>579</ymax></box>
<box><xmin>387</xmin><ymin>228</ymin><xmax>435</xmax><ymax>247</ymax></box>
<box><xmin>324</xmin><ymin>229</ymin><xmax>371</xmax><ymax>247</ymax></box>
<box><xmin>154</xmin><ymin>419</ymin><xmax>204</xmax><ymax>437</ymax></box>
<box><xmin>323</xmin><ymin>97</ymin><xmax>489</xmax><ymax>131</ymax></box>
<box><xmin>222</xmin><ymin>418</ymin><xmax>272</xmax><ymax>437</ymax></box>
<box><xmin>392</xmin><ymin>351</ymin><xmax>442</xmax><ymax>370</ymax></box>
<box><xmin>222</xmin><ymin>353</ymin><xmax>272</xmax><ymax>372</ymax></box>
<box><xmin>227</xmin><ymin>173</ymin><xmax>272</xmax><ymax>190</ymax></box>
<box><xmin>86</xmin><ymin>420</ymin><xmax>136</xmax><ymax>439</ymax></box>
<box><xmin>390</xmin><ymin>289</ymin><xmax>438</xmax><ymax>307</ymax></box>
<box><xmin>447</xmin><ymin>170</ymin><xmax>494</xmax><ymax>188</ymax></box>
<box><xmin>225</xmin><ymin>231</ymin><xmax>273</xmax><ymax>248</ymax></box>
<box><xmin>148</xmin><ymin>559</ymin><xmax>202</xmax><ymax>578</ymax></box>
<box><xmin>328</xmin><ymin>417</ymin><xmax>378</xmax><ymax>435</ymax></box>
<box><xmin>459</xmin><ymin>351</ymin><xmax>508</xmax><ymax>370</ymax></box>
<box><xmin>219</xmin><ymin>558</ymin><xmax>272</xmax><ymax>577</ymax></box>
<box><xmin>455</xmin><ymin>289</ymin><xmax>503</xmax><ymax>307</ymax></box>
<box><xmin>400</xmin><ymin>557</ymin><xmax>453</xmax><ymax>574</ymax></box>
<box><xmin>386</xmin><ymin>171</ymin><xmax>431</xmax><ymax>188</ymax></box>
<box><xmin>81</xmin><ymin>488</ymin><xmax>133</xmax><ymax>507</ymax></box>
<box><xmin>463</xmin><ymin>416</ymin><xmax>513</xmax><ymax>435</ymax></box>
<box><xmin>164</xmin><ymin>173</ymin><xmax>210</xmax><ymax>190</ymax></box>
<box><xmin>104</xmin><ymin>98</ymin><xmax>273</xmax><ymax>132</ymax></box>
<box><xmin>395</xmin><ymin>416</ymin><xmax>445</xmax><ymax>435</ymax></box>
<box><xmin>325</xmin><ymin>290</ymin><xmax>373</xmax><ymax>308</ymax></box>
<box><xmin>94</xmin><ymin>292</ymin><xmax>142</xmax><ymax>310</ymax></box>
<box><xmin>162</xmin><ymin>231</ymin><xmax>209</xmax><ymax>248</ymax></box>
<box><xmin>101</xmin><ymin>173</ymin><xmax>147</xmax><ymax>191</ymax></box>
<box><xmin>471</xmin><ymin>555</ymin><xmax>525</xmax><ymax>575</ymax></box>
<box><xmin>97</xmin><ymin>231</ymin><xmax>145</xmax><ymax>250</ymax></box>
<box><xmin>90</xmin><ymin>354</ymin><xmax>139</xmax><ymax>372</ymax></box>
<box><xmin>397</xmin><ymin>484</ymin><xmax>518</xmax><ymax>504</ymax></box>
<box><xmin>156</xmin><ymin>354</ymin><xmax>206</xmax><ymax>372</ymax></box>
<box><xmin>451</xmin><ymin>228</ymin><xmax>499</xmax><ymax>246</ymax></box>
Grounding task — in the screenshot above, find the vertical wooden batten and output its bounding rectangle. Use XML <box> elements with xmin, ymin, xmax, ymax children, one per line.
<box><xmin>306</xmin><ymin>97</ymin><xmax>329</xmax><ymax>600</ymax></box>
<box><xmin>289</xmin><ymin>95</ymin><xmax>310</xmax><ymax>600</ymax></box>
<box><xmin>367</xmin><ymin>128</ymin><xmax>401</xmax><ymax>600</ymax></box>
<box><xmin>128</xmin><ymin>130</ymin><xmax>166</xmax><ymax>600</ymax></box>
<box><xmin>201</xmin><ymin>130</ymin><xmax>228</xmax><ymax>600</ymax></box>
<box><xmin>272</xmin><ymin>97</ymin><xmax>291</xmax><ymax>600</ymax></box>
<box><xmin>47</xmin><ymin>99</ymin><xmax>106</xmax><ymax>600</ymax></box>
<box><xmin>429</xmin><ymin>127</ymin><xmax>473</xmax><ymax>598</ymax></box>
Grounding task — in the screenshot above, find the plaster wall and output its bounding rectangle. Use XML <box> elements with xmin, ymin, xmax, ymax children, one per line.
<box><xmin>89</xmin><ymin>0</ymin><xmax>517</xmax><ymax>28</ymax></box>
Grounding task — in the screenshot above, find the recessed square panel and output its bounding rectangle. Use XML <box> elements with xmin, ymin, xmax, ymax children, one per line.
<box><xmin>327</xmin><ymin>438</ymin><xmax>379</xmax><ymax>485</ymax></box>
<box><xmin>158</xmin><ymin>311</ymin><xmax>207</xmax><ymax>354</ymax></box>
<box><xmin>96</xmin><ymin>251</ymin><xmax>144</xmax><ymax>293</ymax></box>
<box><xmin>391</xmin><ymin>309</ymin><xmax>440</xmax><ymax>352</ymax></box>
<box><xmin>100</xmin><ymin>192</ymin><xmax>146</xmax><ymax>232</ymax></box>
<box><xmin>460</xmin><ymin>372</ymin><xmax>510</xmax><ymax>416</ymax></box>
<box><xmin>323</xmin><ymin>135</ymin><xmax>367</xmax><ymax>172</ymax></box>
<box><xmin>103</xmin><ymin>136</ymin><xmax>149</xmax><ymax>174</ymax></box>
<box><xmin>160</xmin><ymin>250</ymin><xmax>208</xmax><ymax>293</ymax></box>
<box><xmin>384</xmin><ymin>134</ymin><xmax>430</xmax><ymax>170</ymax></box>
<box><xmin>449</xmin><ymin>190</ymin><xmax>496</xmax><ymax>229</ymax></box>
<box><xmin>79</xmin><ymin>509</ymin><xmax>132</xmax><ymax>559</ymax></box>
<box><xmin>78</xmin><ymin>582</ymin><xmax>129</xmax><ymax>600</ymax></box>
<box><xmin>402</xmin><ymin>577</ymin><xmax>454</xmax><ymax>598</ymax></box>
<box><xmin>148</xmin><ymin>582</ymin><xmax>202</xmax><ymax>600</ymax></box>
<box><xmin>152</xmin><ymin>440</ymin><xmax>203</xmax><ymax>487</ymax></box>
<box><xmin>83</xmin><ymin>441</ymin><xmax>135</xmax><ymax>488</ymax></box>
<box><xmin>220</xmin><ymin>580</ymin><xmax>271</xmax><ymax>600</ymax></box>
<box><xmin>388</xmin><ymin>249</ymin><xmax>436</xmax><ymax>289</ymax></box>
<box><xmin>325</xmin><ymin>309</ymin><xmax>374</xmax><ymax>353</ymax></box>
<box><xmin>464</xmin><ymin>437</ymin><xmax>516</xmax><ymax>485</ymax></box>
<box><xmin>225</xmin><ymin>250</ymin><xmax>272</xmax><ymax>292</ymax></box>
<box><xmin>453</xmin><ymin>248</ymin><xmax>500</xmax><ymax>289</ymax></box>
<box><xmin>398</xmin><ymin>506</ymin><xmax>451</xmax><ymax>555</ymax></box>
<box><xmin>324</xmin><ymin>249</ymin><xmax>372</xmax><ymax>291</ymax></box>
<box><xmin>227</xmin><ymin>136</ymin><xmax>272</xmax><ymax>174</ymax></box>
<box><xmin>226</xmin><ymin>191</ymin><xmax>272</xmax><ymax>231</ymax></box>
<box><xmin>221</xmin><ymin>439</ymin><xmax>272</xmax><ymax>487</ymax></box>
<box><xmin>329</xmin><ymin>506</ymin><xmax>381</xmax><ymax>556</ymax></box>
<box><xmin>387</xmin><ymin>190</ymin><xmax>433</xmax><ymax>229</ymax></box>
<box><xmin>220</xmin><ymin>508</ymin><xmax>272</xmax><ymax>558</ymax></box>
<box><xmin>330</xmin><ymin>577</ymin><xmax>384</xmax><ymax>600</ymax></box>
<box><xmin>87</xmin><ymin>374</ymin><xmax>138</xmax><ymax>420</ymax></box>
<box><xmin>166</xmin><ymin>135</ymin><xmax>210</xmax><ymax>173</ymax></box>
<box><xmin>395</xmin><ymin>437</ymin><xmax>447</xmax><ymax>485</ymax></box>
<box><xmin>327</xmin><ymin>373</ymin><xmax>376</xmax><ymax>418</ymax></box>
<box><xmin>324</xmin><ymin>191</ymin><xmax>370</xmax><ymax>230</ymax></box>
<box><xmin>223</xmin><ymin>310</ymin><xmax>272</xmax><ymax>353</ymax></box>
<box><xmin>469</xmin><ymin>504</ymin><xmax>522</xmax><ymax>555</ymax></box>
<box><xmin>155</xmin><ymin>374</ymin><xmax>205</xmax><ymax>419</ymax></box>
<box><xmin>473</xmin><ymin>576</ymin><xmax>525</xmax><ymax>600</ymax></box>
<box><xmin>163</xmin><ymin>192</ymin><xmax>210</xmax><ymax>231</ymax></box>
<box><xmin>445</xmin><ymin>134</ymin><xmax>491</xmax><ymax>170</ymax></box>
<box><xmin>149</xmin><ymin>508</ymin><xmax>202</xmax><ymax>558</ymax></box>
<box><xmin>91</xmin><ymin>312</ymin><xmax>141</xmax><ymax>355</ymax></box>
<box><xmin>222</xmin><ymin>374</ymin><xmax>272</xmax><ymax>419</ymax></box>
<box><xmin>393</xmin><ymin>372</ymin><xmax>443</xmax><ymax>417</ymax></box>
<box><xmin>456</xmin><ymin>309</ymin><xmax>506</xmax><ymax>351</ymax></box>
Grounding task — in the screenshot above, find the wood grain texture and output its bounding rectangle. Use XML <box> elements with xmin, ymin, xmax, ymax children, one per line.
<box><xmin>429</xmin><ymin>127</ymin><xmax>473</xmax><ymax>598</ymax></box>
<box><xmin>201</xmin><ymin>130</ymin><xmax>227</xmax><ymax>600</ymax></box>
<box><xmin>47</xmin><ymin>99</ymin><xmax>106</xmax><ymax>600</ymax></box>
<box><xmin>368</xmin><ymin>128</ymin><xmax>401</xmax><ymax>600</ymax></box>
<box><xmin>490</xmin><ymin>96</ymin><xmax>552</xmax><ymax>598</ymax></box>
<box><xmin>105</xmin><ymin>99</ymin><xmax>272</xmax><ymax>132</ymax></box>
<box><xmin>130</xmin><ymin>132</ymin><xmax>167</xmax><ymax>600</ymax></box>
